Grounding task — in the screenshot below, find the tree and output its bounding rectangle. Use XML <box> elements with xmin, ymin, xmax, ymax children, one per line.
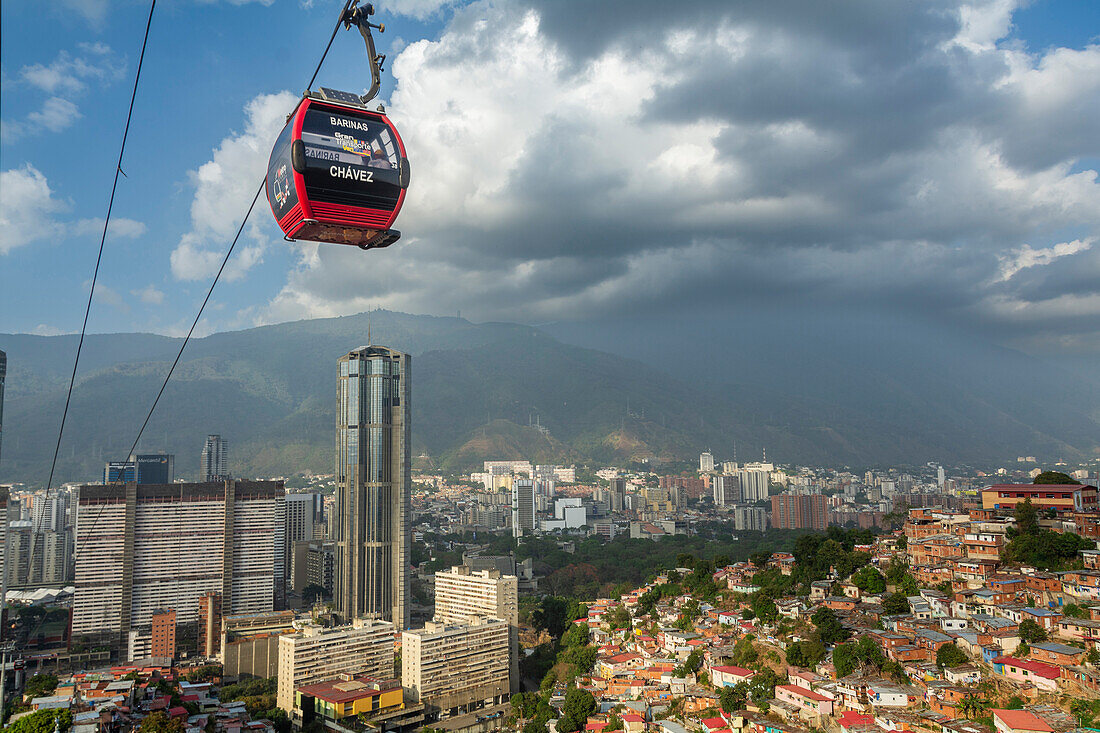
<box><xmin>851</xmin><ymin>567</ymin><xmax>886</xmax><ymax>594</ymax></box>
<box><xmin>23</xmin><ymin>674</ymin><xmax>58</xmax><ymax>699</ymax></box>
<box><xmin>1015</xmin><ymin>498</ymin><xmax>1039</xmax><ymax>536</ymax></box>
<box><xmin>562</xmin><ymin>623</ymin><xmax>589</xmax><ymax>648</ymax></box>
<box><xmin>958</xmin><ymin>694</ymin><xmax>988</xmax><ymax>720</ymax></box>
<box><xmin>719</xmin><ymin>685</ymin><xmax>746</xmax><ymax>713</ymax></box>
<box><xmin>140</xmin><ymin>712</ymin><xmax>185</xmax><ymax>733</ymax></box>
<box><xmin>674</xmin><ymin>650</ymin><xmax>704</xmax><ymax>677</ymax></box>
<box><xmin>1034</xmin><ymin>471</ymin><xmax>1078</xmax><ymax>485</ymax></box>
<box><xmin>1018</xmin><ymin>619</ymin><xmax>1048</xmax><ymax>643</ymax></box>
<box><xmin>557</xmin><ymin>688</ymin><xmax>597</xmax><ymax>733</ymax></box>
<box><xmin>301</xmin><ymin>584</ymin><xmax>327</xmax><ymax>605</ymax></box>
<box><xmin>9</xmin><ymin>710</ymin><xmax>72</xmax><ymax>733</ymax></box>
<box><xmin>811</xmin><ymin>607</ymin><xmax>850</xmax><ymax>645</ymax></box>
<box><xmin>936</xmin><ymin>643</ymin><xmax>969</xmax><ymax>668</ymax></box>
<box><xmin>608</xmin><ymin>606</ymin><xmax>632</xmax><ymax>630</ymax></box>
<box><xmin>882</xmin><ymin>593</ymin><xmax>910</xmax><ymax>615</ymax></box>
<box><xmin>605</xmin><ymin>714</ymin><xmax>624</xmax><ymax>731</ymax></box>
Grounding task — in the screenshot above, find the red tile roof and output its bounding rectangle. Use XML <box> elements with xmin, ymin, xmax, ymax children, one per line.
<box><xmin>701</xmin><ymin>718</ymin><xmax>727</xmax><ymax>730</ymax></box>
<box><xmin>777</xmin><ymin>684</ymin><xmax>832</xmax><ymax>702</ymax></box>
<box><xmin>991</xmin><ymin>710</ymin><xmax>1054</xmax><ymax>732</ymax></box>
<box><xmin>992</xmin><ymin>656</ymin><xmax>1061</xmax><ymax>679</ymax></box>
<box><xmin>711</xmin><ymin>665</ymin><xmax>754</xmax><ymax>677</ymax></box>
<box><xmin>838</xmin><ymin>712</ymin><xmax>874</xmax><ymax>727</ymax></box>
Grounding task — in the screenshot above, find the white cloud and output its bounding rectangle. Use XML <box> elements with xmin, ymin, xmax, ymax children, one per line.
<box><xmin>26</xmin><ymin>97</ymin><xmax>82</xmax><ymax>133</ymax></box>
<box><xmin>71</xmin><ymin>217</ymin><xmax>148</xmax><ymax>239</ymax></box>
<box><xmin>169</xmin><ymin>91</ymin><xmax>298</xmax><ymax>281</ymax></box>
<box><xmin>998</xmin><ymin>239</ymin><xmax>1094</xmax><ymax>281</ymax></box>
<box><xmin>4</xmin><ymin>46</ymin><xmax>123</xmax><ymax>144</ymax></box>
<box><xmin>19</xmin><ymin>47</ymin><xmax>124</xmax><ymax>94</ymax></box>
<box><xmin>0</xmin><ymin>164</ymin><xmax>148</xmax><ymax>254</ymax></box>
<box><xmin>374</xmin><ymin>0</ymin><xmax>460</xmax><ymax>20</ymax></box>
<box><xmin>0</xmin><ymin>165</ymin><xmax>68</xmax><ymax>254</ymax></box>
<box><xmin>32</xmin><ymin>324</ymin><xmax>69</xmax><ymax>336</ymax></box>
<box><xmin>132</xmin><ymin>285</ymin><xmax>165</xmax><ymax>304</ymax></box>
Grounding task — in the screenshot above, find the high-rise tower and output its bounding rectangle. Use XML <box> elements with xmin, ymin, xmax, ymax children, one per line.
<box><xmin>0</xmin><ymin>349</ymin><xmax>6</xmax><ymax>464</ymax></box>
<box><xmin>335</xmin><ymin>346</ymin><xmax>410</xmax><ymax>628</ymax></box>
<box><xmin>201</xmin><ymin>435</ymin><xmax>229</xmax><ymax>482</ymax></box>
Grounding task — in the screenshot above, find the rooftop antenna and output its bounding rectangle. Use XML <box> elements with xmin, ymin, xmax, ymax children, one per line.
<box><xmin>368</xmin><ymin>306</ymin><xmax>373</xmax><ymax>346</ymax></box>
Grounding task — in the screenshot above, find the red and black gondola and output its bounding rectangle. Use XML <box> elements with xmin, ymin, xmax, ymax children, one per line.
<box><xmin>267</xmin><ymin>87</ymin><xmax>409</xmax><ymax>249</ymax></box>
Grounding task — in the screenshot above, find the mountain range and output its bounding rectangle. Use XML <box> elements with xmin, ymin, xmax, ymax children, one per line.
<box><xmin>0</xmin><ymin>308</ymin><xmax>1097</xmax><ymax>485</ymax></box>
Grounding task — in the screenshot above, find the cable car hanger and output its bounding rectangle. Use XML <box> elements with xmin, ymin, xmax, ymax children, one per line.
<box><xmin>266</xmin><ymin>1</ymin><xmax>410</xmax><ymax>250</ymax></box>
<box><xmin>343</xmin><ymin>0</ymin><xmax>386</xmax><ymax>105</ymax></box>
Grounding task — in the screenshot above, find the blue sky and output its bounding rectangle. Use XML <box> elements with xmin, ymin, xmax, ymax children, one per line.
<box><xmin>2</xmin><ymin>0</ymin><xmax>1099</xmax><ymax>355</ymax></box>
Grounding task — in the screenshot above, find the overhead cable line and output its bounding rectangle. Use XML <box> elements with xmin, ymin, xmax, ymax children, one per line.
<box><xmin>19</xmin><ymin>0</ymin><xmax>158</xmax><ymax>589</ymax></box>
<box><xmin>72</xmin><ymin>0</ymin><xmax>361</xmax><ymax>565</ymax></box>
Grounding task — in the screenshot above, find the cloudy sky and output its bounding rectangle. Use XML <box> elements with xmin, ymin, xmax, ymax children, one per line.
<box><xmin>1</xmin><ymin>0</ymin><xmax>1098</xmax><ymax>354</ymax></box>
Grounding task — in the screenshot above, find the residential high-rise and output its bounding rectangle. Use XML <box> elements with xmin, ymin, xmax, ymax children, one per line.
<box><xmin>511</xmin><ymin>479</ymin><xmax>535</xmax><ymax>538</ymax></box>
<box><xmin>402</xmin><ymin>618</ymin><xmax>510</xmax><ymax>714</ymax></box>
<box><xmin>334</xmin><ymin>346</ymin><xmax>410</xmax><ymax>628</ymax></box>
<box><xmin>699</xmin><ymin>452</ymin><xmax>715</xmax><ymax>473</ymax></box>
<box><xmin>198</xmin><ymin>591</ymin><xmax>221</xmax><ymax>657</ymax></box>
<box><xmin>201</xmin><ymin>435</ymin><xmax>229</xmax><ymax>482</ymax></box>
<box><xmin>434</xmin><ymin>566</ymin><xmax>518</xmax><ymax>692</ymax></box>
<box><xmin>712</xmin><ymin>474</ymin><xmax>740</xmax><ymax>507</ymax></box>
<box><xmin>732</xmin><ymin>505</ymin><xmax>767</xmax><ymax>532</ymax></box>
<box><xmin>150</xmin><ymin>609</ymin><xmax>176</xmax><ymax>659</ymax></box>
<box><xmin>285</xmin><ymin>492</ymin><xmax>320</xmax><ymax>587</ymax></box>
<box><xmin>770</xmin><ymin>493</ymin><xmax>827</xmax><ymax>530</ymax></box>
<box><xmin>72</xmin><ymin>480</ymin><xmax>286</xmax><ymax>654</ymax></box>
<box><xmin>276</xmin><ymin>618</ymin><xmax>395</xmax><ymax>714</ymax></box>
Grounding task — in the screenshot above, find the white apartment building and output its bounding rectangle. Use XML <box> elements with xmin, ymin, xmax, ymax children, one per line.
<box><xmin>72</xmin><ymin>481</ymin><xmax>285</xmax><ymax>649</ymax></box>
<box><xmin>699</xmin><ymin>452</ymin><xmax>715</xmax><ymax>473</ymax></box>
<box><xmin>435</xmin><ymin>566</ymin><xmax>518</xmax><ymax>692</ymax></box>
<box><xmin>402</xmin><ymin>617</ymin><xmax>509</xmax><ymax>715</ymax></box>
<box><xmin>276</xmin><ymin>618</ymin><xmax>395</xmax><ymax>713</ymax></box>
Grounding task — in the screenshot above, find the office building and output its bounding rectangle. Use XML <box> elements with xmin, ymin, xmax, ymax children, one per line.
<box><xmin>72</xmin><ymin>480</ymin><xmax>286</xmax><ymax>652</ymax></box>
<box><xmin>291</xmin><ymin>539</ymin><xmax>335</xmax><ymax>595</ymax></box>
<box><xmin>609</xmin><ymin>477</ymin><xmax>626</xmax><ymax>512</ymax></box>
<box><xmin>201</xmin><ymin>435</ymin><xmax>229</xmax><ymax>482</ymax></box>
<box><xmin>771</xmin><ymin>493</ymin><xmax>827</xmax><ymax>530</ymax></box>
<box><xmin>104</xmin><ymin>454</ymin><xmax>175</xmax><ymax>485</ymax></box>
<box><xmin>732</xmin><ymin>505</ymin><xmax>768</xmax><ymax>532</ymax></box>
<box><xmin>712</xmin><ymin>474</ymin><xmax>740</xmax><ymax>507</ymax></box>
<box><xmin>276</xmin><ymin>618</ymin><xmax>395</xmax><ymax>714</ymax></box>
<box><xmin>402</xmin><ymin>617</ymin><xmax>509</xmax><ymax>715</ymax></box>
<box><xmin>699</xmin><ymin>452</ymin><xmax>715</xmax><ymax>473</ymax></box>
<box><xmin>511</xmin><ymin>479</ymin><xmax>535</xmax><ymax>538</ymax></box>
<box><xmin>434</xmin><ymin>566</ymin><xmax>518</xmax><ymax>692</ymax></box>
<box><xmin>335</xmin><ymin>346</ymin><xmax>411</xmax><ymax>628</ymax></box>
<box><xmin>296</xmin><ymin>676</ymin><xmax>404</xmax><ymax>729</ymax></box>
<box><xmin>0</xmin><ymin>349</ymin><xmax>5</xmax><ymax>463</ymax></box>
<box><xmin>285</xmin><ymin>493</ymin><xmax>321</xmax><ymax>586</ymax></box>
<box><xmin>222</xmin><ymin>609</ymin><xmax>296</xmax><ymax>679</ymax></box>
<box><xmin>738</xmin><ymin>468</ymin><xmax>771</xmax><ymax>503</ymax></box>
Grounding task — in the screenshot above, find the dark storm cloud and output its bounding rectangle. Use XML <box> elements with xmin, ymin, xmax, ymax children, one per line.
<box><xmin>259</xmin><ymin>0</ymin><xmax>1100</xmax><ymax>354</ymax></box>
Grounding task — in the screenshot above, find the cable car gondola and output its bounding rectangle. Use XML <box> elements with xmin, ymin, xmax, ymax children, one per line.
<box><xmin>267</xmin><ymin>2</ymin><xmax>409</xmax><ymax>249</ymax></box>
